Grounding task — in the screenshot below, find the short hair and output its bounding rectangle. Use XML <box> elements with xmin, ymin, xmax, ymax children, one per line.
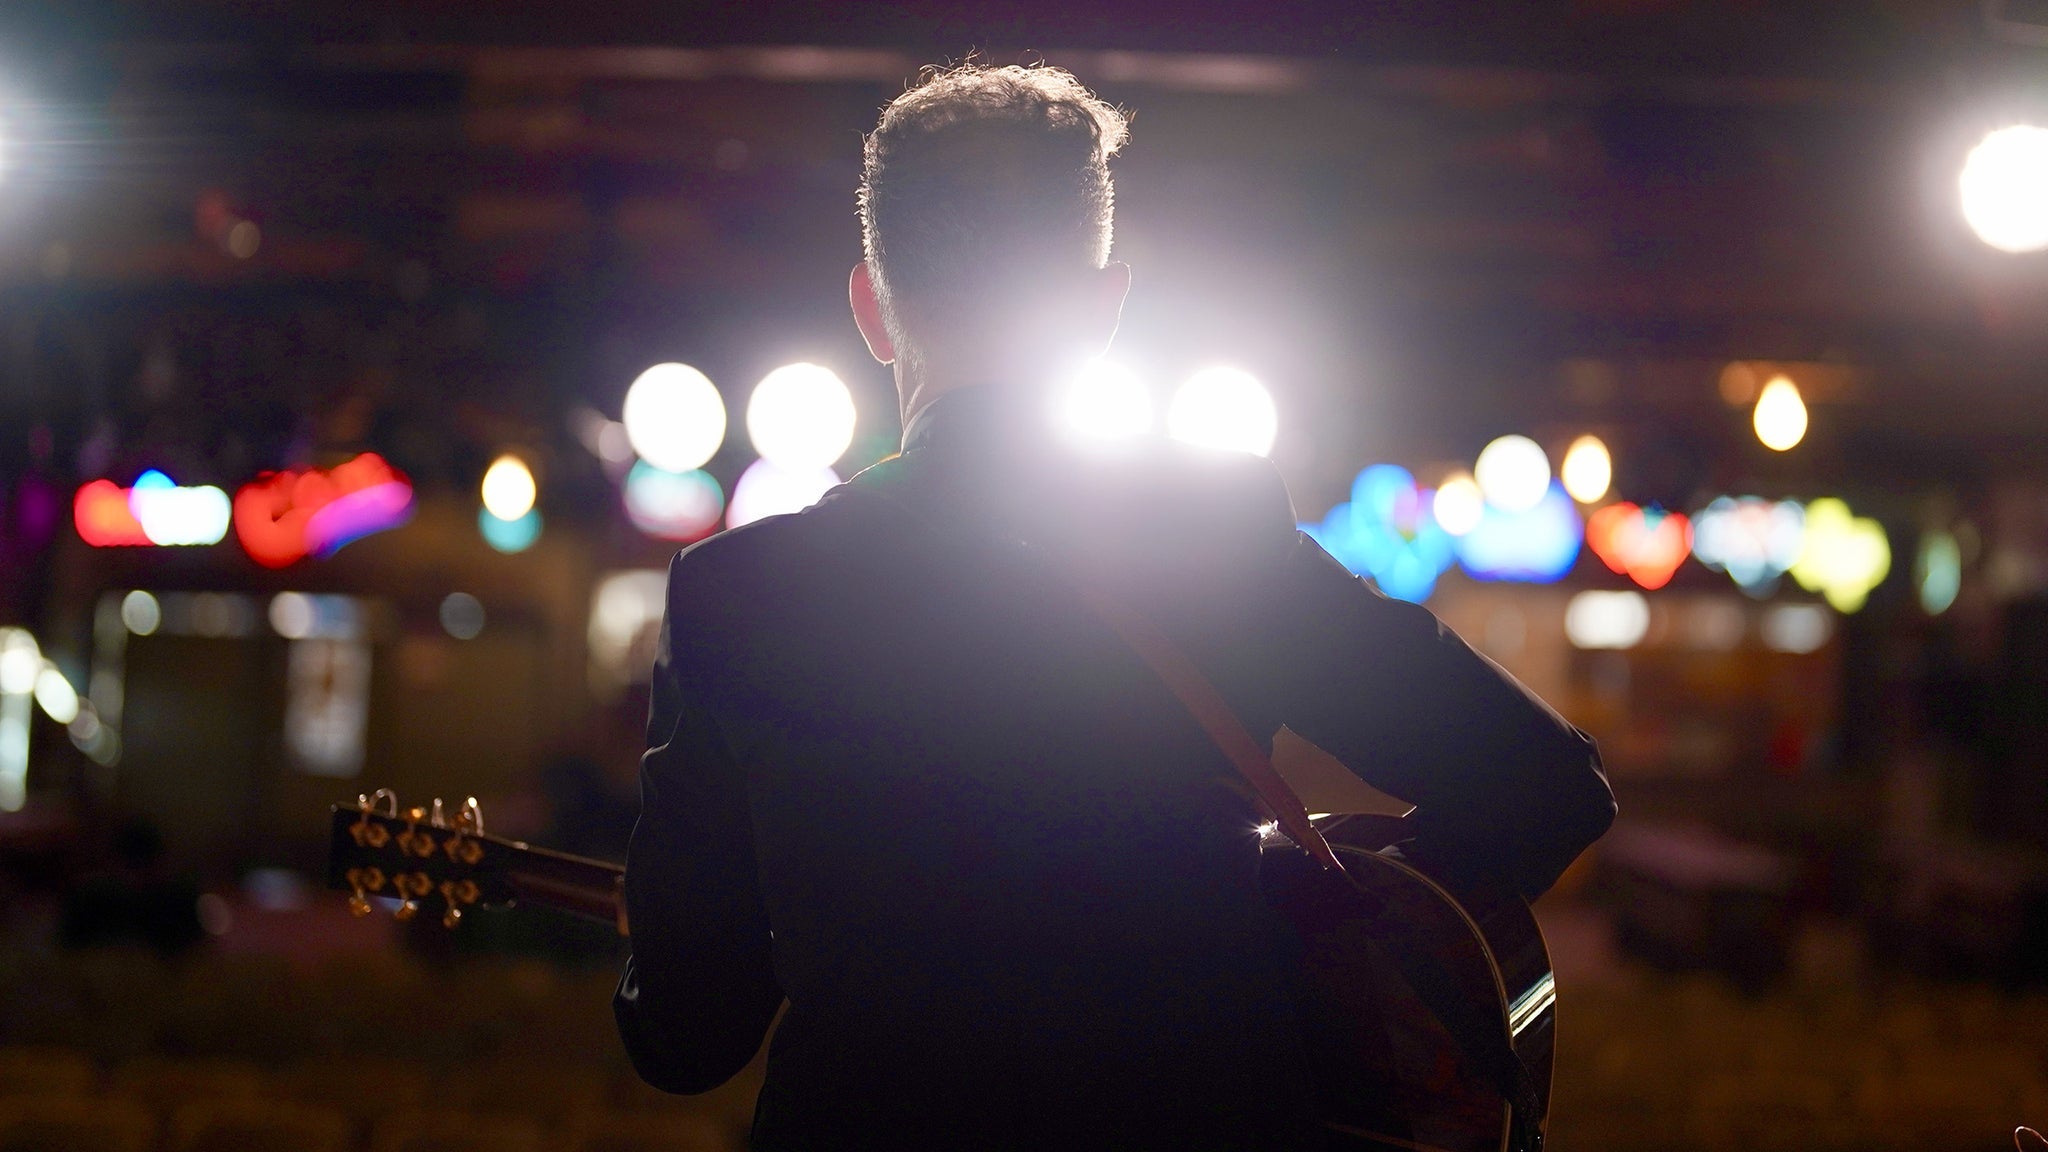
<box><xmin>858</xmin><ymin>63</ymin><xmax>1128</xmax><ymax>356</ymax></box>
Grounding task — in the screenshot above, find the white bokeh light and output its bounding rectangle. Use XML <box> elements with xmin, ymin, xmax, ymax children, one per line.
<box><xmin>747</xmin><ymin>363</ymin><xmax>856</xmax><ymax>471</ymax></box>
<box><xmin>1560</xmin><ymin>435</ymin><xmax>1613</xmax><ymax>505</ymax></box>
<box><xmin>1961</xmin><ymin>124</ymin><xmax>2048</xmax><ymax>254</ymax></box>
<box><xmin>1565</xmin><ymin>590</ymin><xmax>1651</xmax><ymax>650</ymax></box>
<box><xmin>1753</xmin><ymin>375</ymin><xmax>1808</xmax><ymax>452</ymax></box>
<box><xmin>1474</xmin><ymin>435</ymin><xmax>1551</xmax><ymax>513</ymax></box>
<box><xmin>480</xmin><ymin>454</ymin><xmax>537</xmax><ymax>521</ymax></box>
<box><xmin>623</xmin><ymin>363</ymin><xmax>727</xmax><ymax>473</ymax></box>
<box><xmin>34</xmin><ymin>665</ymin><xmax>79</xmax><ymax>726</ymax></box>
<box><xmin>725</xmin><ymin>459</ymin><xmax>841</xmax><ymax>529</ymax></box>
<box><xmin>1166</xmin><ymin>367</ymin><xmax>1276</xmax><ymax>456</ymax></box>
<box><xmin>1057</xmin><ymin>360</ymin><xmax>1152</xmax><ymax>442</ymax></box>
<box><xmin>1432</xmin><ymin>472</ymin><xmax>1485</xmax><ymax>537</ymax></box>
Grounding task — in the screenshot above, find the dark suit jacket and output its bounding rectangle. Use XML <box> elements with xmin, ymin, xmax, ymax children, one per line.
<box><xmin>615</xmin><ymin>384</ymin><xmax>1615</xmax><ymax>1151</ymax></box>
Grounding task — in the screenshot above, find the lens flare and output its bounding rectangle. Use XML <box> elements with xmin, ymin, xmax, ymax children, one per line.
<box><xmin>1961</xmin><ymin>124</ymin><xmax>2048</xmax><ymax>254</ymax></box>
<box><xmin>747</xmin><ymin>363</ymin><xmax>856</xmax><ymax>471</ymax></box>
<box><xmin>1753</xmin><ymin>376</ymin><xmax>1807</xmax><ymax>452</ymax></box>
<box><xmin>624</xmin><ymin>363</ymin><xmax>727</xmax><ymax>472</ymax></box>
<box><xmin>1057</xmin><ymin>360</ymin><xmax>1151</xmax><ymax>441</ymax></box>
<box><xmin>1167</xmin><ymin>367</ymin><xmax>1276</xmax><ymax>456</ymax></box>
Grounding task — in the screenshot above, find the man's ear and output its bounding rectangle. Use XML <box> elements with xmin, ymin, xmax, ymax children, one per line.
<box><xmin>849</xmin><ymin>263</ymin><xmax>896</xmax><ymax>365</ymax></box>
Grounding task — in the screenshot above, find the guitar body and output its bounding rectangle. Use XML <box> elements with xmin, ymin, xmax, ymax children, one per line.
<box><xmin>1263</xmin><ymin>817</ymin><xmax>1555</xmax><ymax>1152</ymax></box>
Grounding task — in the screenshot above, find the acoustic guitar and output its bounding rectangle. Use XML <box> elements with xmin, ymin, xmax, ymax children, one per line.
<box><xmin>327</xmin><ymin>790</ymin><xmax>1553</xmax><ymax>1152</ymax></box>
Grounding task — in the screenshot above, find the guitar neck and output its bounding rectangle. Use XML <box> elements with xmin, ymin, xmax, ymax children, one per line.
<box><xmin>325</xmin><ymin>804</ymin><xmax>625</xmax><ymax>931</ymax></box>
<box><xmin>497</xmin><ymin>840</ymin><xmax>626</xmax><ymax>928</ymax></box>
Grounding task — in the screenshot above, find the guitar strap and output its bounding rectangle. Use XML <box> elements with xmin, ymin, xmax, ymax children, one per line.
<box><xmin>849</xmin><ymin>451</ymin><xmax>1544</xmax><ymax>1151</ymax></box>
<box><xmin>1076</xmin><ymin>586</ymin><xmax>1545</xmax><ymax>1152</ymax></box>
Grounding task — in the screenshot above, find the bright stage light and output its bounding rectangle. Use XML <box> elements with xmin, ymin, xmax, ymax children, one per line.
<box><xmin>1057</xmin><ymin>360</ymin><xmax>1151</xmax><ymax>442</ymax></box>
<box><xmin>747</xmin><ymin>363</ymin><xmax>856</xmax><ymax>471</ymax></box>
<box><xmin>1961</xmin><ymin>125</ymin><xmax>2048</xmax><ymax>253</ymax></box>
<box><xmin>1753</xmin><ymin>376</ymin><xmax>1807</xmax><ymax>452</ymax></box>
<box><xmin>481</xmin><ymin>454</ymin><xmax>537</xmax><ymax>521</ymax></box>
<box><xmin>624</xmin><ymin>363</ymin><xmax>727</xmax><ymax>472</ymax></box>
<box><xmin>726</xmin><ymin>459</ymin><xmax>840</xmax><ymax>529</ymax></box>
<box><xmin>1167</xmin><ymin>367</ymin><xmax>1276</xmax><ymax>456</ymax></box>
<box><xmin>1560</xmin><ymin>435</ymin><xmax>1612</xmax><ymax>504</ymax></box>
<box><xmin>1431</xmin><ymin>472</ymin><xmax>1484</xmax><ymax>537</ymax></box>
<box><xmin>1474</xmin><ymin>435</ymin><xmax>1550</xmax><ymax>513</ymax></box>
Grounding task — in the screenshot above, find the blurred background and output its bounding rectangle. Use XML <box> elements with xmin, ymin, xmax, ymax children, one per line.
<box><xmin>2</xmin><ymin>2</ymin><xmax>2048</xmax><ymax>1150</ymax></box>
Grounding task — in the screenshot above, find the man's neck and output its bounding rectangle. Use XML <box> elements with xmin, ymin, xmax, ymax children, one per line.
<box><xmin>894</xmin><ymin>361</ymin><xmax>1034</xmax><ymax>445</ymax></box>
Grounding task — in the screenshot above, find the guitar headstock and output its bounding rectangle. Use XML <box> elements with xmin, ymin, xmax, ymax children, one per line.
<box><xmin>326</xmin><ymin>789</ymin><xmax>507</xmax><ymax>928</ymax></box>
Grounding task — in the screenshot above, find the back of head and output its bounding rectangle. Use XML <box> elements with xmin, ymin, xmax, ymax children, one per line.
<box><xmin>860</xmin><ymin>63</ymin><xmax>1128</xmax><ymax>371</ymax></box>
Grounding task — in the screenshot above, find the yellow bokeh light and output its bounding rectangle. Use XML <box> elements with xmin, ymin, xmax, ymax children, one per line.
<box><xmin>1753</xmin><ymin>376</ymin><xmax>1807</xmax><ymax>452</ymax></box>
<box><xmin>1961</xmin><ymin>124</ymin><xmax>2048</xmax><ymax>254</ymax></box>
<box><xmin>1432</xmin><ymin>472</ymin><xmax>1484</xmax><ymax>537</ymax></box>
<box><xmin>1560</xmin><ymin>435</ymin><xmax>1612</xmax><ymax>504</ymax></box>
<box><xmin>1790</xmin><ymin>497</ymin><xmax>1890</xmax><ymax>613</ymax></box>
<box><xmin>480</xmin><ymin>454</ymin><xmax>538</xmax><ymax>521</ymax></box>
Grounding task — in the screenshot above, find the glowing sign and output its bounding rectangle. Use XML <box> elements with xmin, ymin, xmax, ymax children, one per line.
<box><xmin>1693</xmin><ymin>496</ymin><xmax>1805</xmax><ymax>595</ymax></box>
<box><xmin>74</xmin><ymin>471</ymin><xmax>232</xmax><ymax>547</ymax></box>
<box><xmin>1586</xmin><ymin>502</ymin><xmax>1693</xmax><ymax>591</ymax></box>
<box><xmin>1454</xmin><ymin>483</ymin><xmax>1582</xmax><ymax>583</ymax></box>
<box><xmin>1300</xmin><ymin>465</ymin><xmax>1455</xmax><ymax>603</ymax></box>
<box><xmin>1790</xmin><ymin>498</ymin><xmax>1889</xmax><ymax>613</ymax></box>
<box><xmin>232</xmin><ymin>454</ymin><xmax>413</xmax><ymax>568</ymax></box>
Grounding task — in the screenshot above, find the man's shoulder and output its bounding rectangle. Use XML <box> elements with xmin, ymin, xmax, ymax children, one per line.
<box><xmin>1095</xmin><ymin>435</ymin><xmax>1298</xmax><ymax>549</ymax></box>
<box><xmin>664</xmin><ymin>483</ymin><xmax>881</xmax><ymax>594</ymax></box>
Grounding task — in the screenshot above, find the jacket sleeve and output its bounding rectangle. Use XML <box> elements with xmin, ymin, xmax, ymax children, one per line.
<box><xmin>614</xmin><ymin>553</ymin><xmax>784</xmax><ymax>1095</ymax></box>
<box><xmin>1265</xmin><ymin>530</ymin><xmax>1616</xmax><ymax>900</ymax></box>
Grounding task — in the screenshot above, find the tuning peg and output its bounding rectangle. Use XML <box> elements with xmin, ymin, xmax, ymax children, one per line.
<box><xmin>344</xmin><ymin>867</ymin><xmax>386</xmax><ymax>917</ymax></box>
<box><xmin>349</xmin><ymin>791</ymin><xmax>395</xmax><ymax>848</ymax></box>
<box><xmin>438</xmin><ymin>878</ymin><xmax>479</xmax><ymax>930</ymax></box>
<box><xmin>391</xmin><ymin>871</ymin><xmax>431</xmax><ymax>922</ymax></box>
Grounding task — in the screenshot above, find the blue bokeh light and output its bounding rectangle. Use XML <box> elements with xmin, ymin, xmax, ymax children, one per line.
<box><xmin>1300</xmin><ymin>464</ymin><xmax>1457</xmax><ymax>603</ymax></box>
<box><xmin>1453</xmin><ymin>482</ymin><xmax>1583</xmax><ymax>583</ymax></box>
